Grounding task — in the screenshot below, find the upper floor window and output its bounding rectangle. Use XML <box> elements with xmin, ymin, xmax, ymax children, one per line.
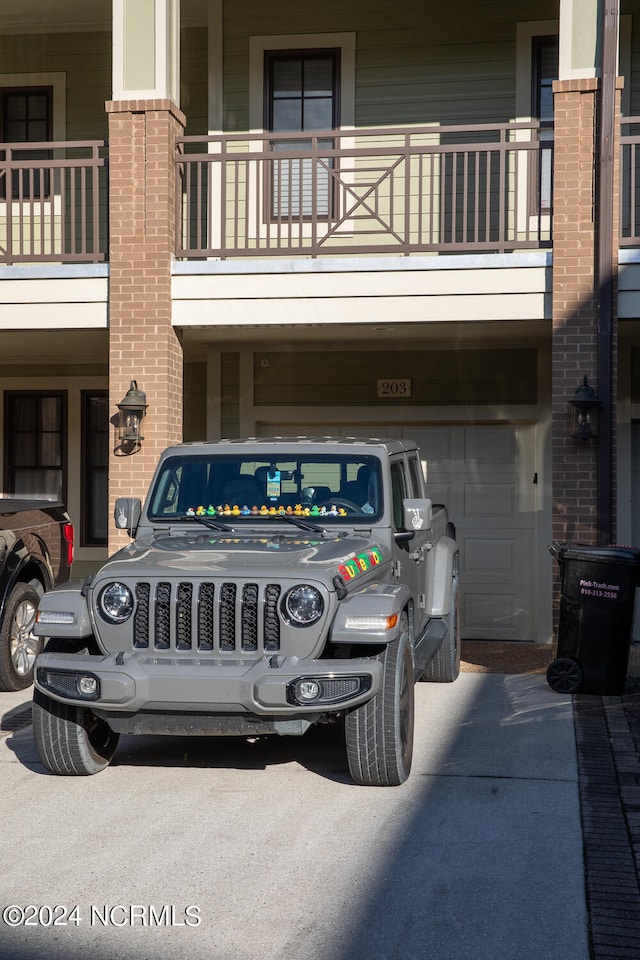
<box><xmin>264</xmin><ymin>51</ymin><xmax>339</xmax><ymax>219</ymax></box>
<box><xmin>0</xmin><ymin>87</ymin><xmax>53</xmax><ymax>199</ymax></box>
<box><xmin>532</xmin><ymin>37</ymin><xmax>558</xmax><ymax>212</ymax></box>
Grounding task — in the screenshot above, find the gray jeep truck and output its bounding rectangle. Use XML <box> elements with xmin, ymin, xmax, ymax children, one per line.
<box><xmin>32</xmin><ymin>438</ymin><xmax>459</xmax><ymax>786</ymax></box>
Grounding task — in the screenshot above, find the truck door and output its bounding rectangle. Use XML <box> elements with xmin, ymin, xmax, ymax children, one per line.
<box><xmin>390</xmin><ymin>457</ymin><xmax>428</xmax><ymax>637</ymax></box>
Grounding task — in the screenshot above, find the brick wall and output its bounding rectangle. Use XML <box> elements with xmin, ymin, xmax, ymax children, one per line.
<box><xmin>106</xmin><ymin>99</ymin><xmax>186</xmax><ymax>552</ymax></box>
<box><xmin>551</xmin><ymin>79</ymin><xmax>600</xmax><ymax>545</ymax></box>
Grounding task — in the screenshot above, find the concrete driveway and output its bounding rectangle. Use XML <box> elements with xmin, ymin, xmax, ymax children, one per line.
<box><xmin>0</xmin><ymin>673</ymin><xmax>588</xmax><ymax>960</ymax></box>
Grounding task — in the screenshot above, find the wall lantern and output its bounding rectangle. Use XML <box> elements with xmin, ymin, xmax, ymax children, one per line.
<box><xmin>568</xmin><ymin>376</ymin><xmax>600</xmax><ymax>440</ymax></box>
<box><xmin>115</xmin><ymin>380</ymin><xmax>148</xmax><ymax>453</ymax></box>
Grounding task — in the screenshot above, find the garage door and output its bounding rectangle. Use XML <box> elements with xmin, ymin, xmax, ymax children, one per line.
<box><xmin>258</xmin><ymin>422</ymin><xmax>537</xmax><ymax>642</ymax></box>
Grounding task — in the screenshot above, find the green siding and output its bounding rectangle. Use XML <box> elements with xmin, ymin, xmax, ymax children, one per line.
<box><xmin>254</xmin><ymin>348</ymin><xmax>537</xmax><ymax>406</ymax></box>
<box><xmin>223</xmin><ymin>0</ymin><xmax>558</xmax><ymax>131</ymax></box>
<box><xmin>0</xmin><ymin>32</ymin><xmax>111</xmax><ymax>140</ymax></box>
<box><xmin>183</xmin><ymin>362</ymin><xmax>207</xmax><ymax>440</ymax></box>
<box><xmin>221</xmin><ymin>352</ymin><xmax>240</xmax><ymax>437</ymax></box>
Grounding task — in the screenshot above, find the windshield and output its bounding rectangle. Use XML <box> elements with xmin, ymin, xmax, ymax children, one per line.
<box><xmin>147</xmin><ymin>453</ymin><xmax>383</xmax><ymax>523</ymax></box>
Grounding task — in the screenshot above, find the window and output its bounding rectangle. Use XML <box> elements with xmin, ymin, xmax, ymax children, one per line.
<box><xmin>4</xmin><ymin>392</ymin><xmax>65</xmax><ymax>501</ymax></box>
<box><xmin>532</xmin><ymin>37</ymin><xmax>558</xmax><ymax>212</ymax></box>
<box><xmin>82</xmin><ymin>392</ymin><xmax>108</xmax><ymax>546</ymax></box>
<box><xmin>265</xmin><ymin>51</ymin><xmax>339</xmax><ymax>219</ymax></box>
<box><xmin>390</xmin><ymin>461</ymin><xmax>408</xmax><ymax>531</ymax></box>
<box><xmin>0</xmin><ymin>87</ymin><xmax>53</xmax><ymax>199</ymax></box>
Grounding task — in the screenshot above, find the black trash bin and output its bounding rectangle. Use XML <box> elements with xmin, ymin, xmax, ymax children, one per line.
<box><xmin>547</xmin><ymin>542</ymin><xmax>640</xmax><ymax>695</ymax></box>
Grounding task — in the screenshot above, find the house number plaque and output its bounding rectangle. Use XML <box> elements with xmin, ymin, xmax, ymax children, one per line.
<box><xmin>377</xmin><ymin>378</ymin><xmax>412</xmax><ymax>399</ymax></box>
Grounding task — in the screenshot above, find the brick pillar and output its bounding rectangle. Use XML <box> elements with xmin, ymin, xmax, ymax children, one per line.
<box><xmin>552</xmin><ymin>79</ymin><xmax>600</xmax><ymax>546</ymax></box>
<box><xmin>106</xmin><ymin>99</ymin><xmax>185</xmax><ymax>553</ymax></box>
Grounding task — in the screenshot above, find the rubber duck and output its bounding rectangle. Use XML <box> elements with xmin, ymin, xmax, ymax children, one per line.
<box><xmin>223</xmin><ymin>504</ymin><xmax>232</xmax><ymax>516</ymax></box>
<box><xmin>196</xmin><ymin>506</ymin><xmax>205</xmax><ymax>516</ymax></box>
<box><xmin>277</xmin><ymin>506</ymin><xmax>286</xmax><ymax>516</ymax></box>
<box><xmin>241</xmin><ymin>505</ymin><xmax>251</xmax><ymax>516</ymax></box>
<box><xmin>206</xmin><ymin>504</ymin><xmax>216</xmax><ymax>515</ymax></box>
<box><xmin>310</xmin><ymin>505</ymin><xmax>320</xmax><ymax>516</ymax></box>
<box><xmin>186</xmin><ymin>507</ymin><xmax>195</xmax><ymax>517</ymax></box>
<box><xmin>251</xmin><ymin>506</ymin><xmax>260</xmax><ymax>515</ymax></box>
<box><xmin>294</xmin><ymin>504</ymin><xmax>303</xmax><ymax>516</ymax></box>
<box><xmin>259</xmin><ymin>505</ymin><xmax>268</xmax><ymax>516</ymax></box>
<box><xmin>231</xmin><ymin>505</ymin><xmax>241</xmax><ymax>516</ymax></box>
<box><xmin>268</xmin><ymin>506</ymin><xmax>277</xmax><ymax>516</ymax></box>
<box><xmin>286</xmin><ymin>505</ymin><xmax>293</xmax><ymax>515</ymax></box>
<box><xmin>338</xmin><ymin>507</ymin><xmax>347</xmax><ymax>516</ymax></box>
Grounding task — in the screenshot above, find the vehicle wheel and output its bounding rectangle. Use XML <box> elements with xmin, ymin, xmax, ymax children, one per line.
<box><xmin>0</xmin><ymin>581</ymin><xmax>44</xmax><ymax>692</ymax></box>
<box><xmin>421</xmin><ymin>577</ymin><xmax>460</xmax><ymax>683</ymax></box>
<box><xmin>345</xmin><ymin>616</ymin><xmax>414</xmax><ymax>786</ymax></box>
<box><xmin>546</xmin><ymin>656</ymin><xmax>583</xmax><ymax>694</ymax></box>
<box><xmin>33</xmin><ymin>662</ymin><xmax>119</xmax><ymax>776</ymax></box>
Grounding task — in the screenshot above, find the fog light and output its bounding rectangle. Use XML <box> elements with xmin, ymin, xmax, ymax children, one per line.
<box><xmin>296</xmin><ymin>680</ymin><xmax>321</xmax><ymax>702</ymax></box>
<box><xmin>78</xmin><ymin>675</ymin><xmax>98</xmax><ymax>698</ymax></box>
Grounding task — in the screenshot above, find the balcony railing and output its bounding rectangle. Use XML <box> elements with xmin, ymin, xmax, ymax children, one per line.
<box><xmin>620</xmin><ymin>117</ymin><xmax>640</xmax><ymax>247</ymax></box>
<box><xmin>176</xmin><ymin>122</ymin><xmax>553</xmax><ymax>259</ymax></box>
<box><xmin>0</xmin><ymin>140</ymin><xmax>108</xmax><ymax>265</ymax></box>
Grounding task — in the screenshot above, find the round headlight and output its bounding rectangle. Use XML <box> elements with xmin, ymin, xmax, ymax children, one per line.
<box><xmin>98</xmin><ymin>582</ymin><xmax>134</xmax><ymax>624</ymax></box>
<box><xmin>283</xmin><ymin>585</ymin><xmax>324</xmax><ymax>626</ymax></box>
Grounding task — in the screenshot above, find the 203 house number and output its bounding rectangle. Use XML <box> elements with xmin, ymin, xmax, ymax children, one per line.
<box><xmin>377</xmin><ymin>378</ymin><xmax>412</xmax><ymax>398</ymax></box>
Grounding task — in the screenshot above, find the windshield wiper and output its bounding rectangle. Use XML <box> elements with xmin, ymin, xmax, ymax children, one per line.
<box><xmin>181</xmin><ymin>515</ymin><xmax>236</xmax><ymax>532</ymax></box>
<box><xmin>277</xmin><ymin>514</ymin><xmax>332</xmax><ymax>534</ymax></box>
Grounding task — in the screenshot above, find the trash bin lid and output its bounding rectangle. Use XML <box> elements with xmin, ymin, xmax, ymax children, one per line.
<box><xmin>548</xmin><ymin>541</ymin><xmax>640</xmax><ymax>566</ymax></box>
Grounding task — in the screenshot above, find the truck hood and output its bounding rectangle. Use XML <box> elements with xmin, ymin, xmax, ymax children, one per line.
<box><xmin>95</xmin><ymin>532</ymin><xmax>389</xmax><ymax>584</ymax></box>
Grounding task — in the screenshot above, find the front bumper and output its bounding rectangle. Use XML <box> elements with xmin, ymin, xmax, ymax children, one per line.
<box><xmin>34</xmin><ymin>651</ymin><xmax>382</xmax><ymax>716</ymax></box>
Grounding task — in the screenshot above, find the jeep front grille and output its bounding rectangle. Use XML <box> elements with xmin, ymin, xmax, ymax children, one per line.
<box><xmin>132</xmin><ymin>581</ymin><xmax>281</xmax><ymax>653</ymax></box>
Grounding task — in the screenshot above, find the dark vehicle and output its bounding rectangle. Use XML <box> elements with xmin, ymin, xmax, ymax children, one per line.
<box><xmin>33</xmin><ymin>438</ymin><xmax>458</xmax><ymax>786</ymax></box>
<box><xmin>0</xmin><ymin>500</ymin><xmax>74</xmax><ymax>691</ymax></box>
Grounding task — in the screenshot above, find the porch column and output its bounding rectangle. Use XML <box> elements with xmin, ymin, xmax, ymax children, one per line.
<box><xmin>107</xmin><ymin>0</ymin><xmax>184</xmax><ymax>552</ymax></box>
<box><xmin>551</xmin><ymin>0</ymin><xmax>621</xmax><ymax>546</ymax></box>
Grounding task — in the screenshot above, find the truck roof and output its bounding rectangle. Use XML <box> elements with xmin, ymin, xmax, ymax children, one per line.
<box><xmin>161</xmin><ymin>437</ymin><xmax>419</xmax><ymax>457</ymax></box>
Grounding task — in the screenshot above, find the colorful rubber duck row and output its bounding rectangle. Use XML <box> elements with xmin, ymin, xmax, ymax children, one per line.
<box><xmin>185</xmin><ymin>503</ymin><xmax>348</xmax><ymax>518</ymax></box>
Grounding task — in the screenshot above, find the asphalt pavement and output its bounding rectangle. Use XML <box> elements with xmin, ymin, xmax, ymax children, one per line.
<box><xmin>0</xmin><ymin>669</ymin><xmax>594</xmax><ymax>960</ymax></box>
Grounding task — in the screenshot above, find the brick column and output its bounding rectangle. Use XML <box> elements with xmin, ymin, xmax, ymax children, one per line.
<box><xmin>106</xmin><ymin>99</ymin><xmax>185</xmax><ymax>553</ymax></box>
<box><xmin>552</xmin><ymin>79</ymin><xmax>600</xmax><ymax>545</ymax></box>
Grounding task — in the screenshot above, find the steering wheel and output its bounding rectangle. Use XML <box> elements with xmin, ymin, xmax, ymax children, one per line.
<box><xmin>318</xmin><ymin>497</ymin><xmax>362</xmax><ymax>514</ymax></box>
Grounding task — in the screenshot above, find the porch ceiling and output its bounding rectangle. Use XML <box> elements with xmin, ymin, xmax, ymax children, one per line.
<box><xmin>0</xmin><ymin>0</ymin><xmax>207</xmax><ymax>33</ymax></box>
<box><xmin>179</xmin><ymin>319</ymin><xmax>549</xmax><ymax>361</ymax></box>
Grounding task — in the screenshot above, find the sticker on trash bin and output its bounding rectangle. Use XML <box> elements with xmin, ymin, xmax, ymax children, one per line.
<box><xmin>580</xmin><ymin>579</ymin><xmax>620</xmax><ymax>599</ymax></box>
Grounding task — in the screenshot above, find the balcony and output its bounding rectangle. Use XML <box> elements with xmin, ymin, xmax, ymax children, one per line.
<box><xmin>0</xmin><ymin>140</ymin><xmax>107</xmax><ymax>266</ymax></box>
<box><xmin>176</xmin><ymin>122</ymin><xmax>553</xmax><ymax>260</ymax></box>
<box><xmin>0</xmin><ymin>122</ymin><xmax>555</xmax><ymax>266</ymax></box>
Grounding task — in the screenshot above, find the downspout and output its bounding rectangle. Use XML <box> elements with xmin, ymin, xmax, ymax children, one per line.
<box><xmin>596</xmin><ymin>0</ymin><xmax>619</xmax><ymax>545</ymax></box>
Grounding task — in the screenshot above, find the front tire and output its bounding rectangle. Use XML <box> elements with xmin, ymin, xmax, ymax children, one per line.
<box><xmin>0</xmin><ymin>581</ymin><xmax>43</xmax><ymax>691</ymax></box>
<box><xmin>33</xmin><ymin>639</ymin><xmax>119</xmax><ymax>775</ymax></box>
<box><xmin>345</xmin><ymin>619</ymin><xmax>414</xmax><ymax>786</ymax></box>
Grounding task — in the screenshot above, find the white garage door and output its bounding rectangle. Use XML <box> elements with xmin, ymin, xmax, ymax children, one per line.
<box><xmin>258</xmin><ymin>421</ymin><xmax>537</xmax><ymax>642</ymax></box>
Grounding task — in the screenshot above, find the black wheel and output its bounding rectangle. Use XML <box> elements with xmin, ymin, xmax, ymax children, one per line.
<box><xmin>546</xmin><ymin>657</ymin><xmax>583</xmax><ymax>694</ymax></box>
<box><xmin>421</xmin><ymin>577</ymin><xmax>460</xmax><ymax>683</ymax></box>
<box><xmin>345</xmin><ymin>615</ymin><xmax>414</xmax><ymax>786</ymax></box>
<box><xmin>0</xmin><ymin>581</ymin><xmax>44</xmax><ymax>691</ymax></box>
<box><xmin>33</xmin><ymin>637</ymin><xmax>119</xmax><ymax>775</ymax></box>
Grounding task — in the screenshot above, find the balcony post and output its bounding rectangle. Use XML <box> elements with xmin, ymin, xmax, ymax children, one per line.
<box><xmin>106</xmin><ymin>1</ymin><xmax>185</xmax><ymax>552</ymax></box>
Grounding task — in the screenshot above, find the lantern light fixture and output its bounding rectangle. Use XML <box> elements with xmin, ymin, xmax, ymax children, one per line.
<box><xmin>568</xmin><ymin>375</ymin><xmax>600</xmax><ymax>440</ymax></box>
<box><xmin>115</xmin><ymin>380</ymin><xmax>147</xmax><ymax>453</ymax></box>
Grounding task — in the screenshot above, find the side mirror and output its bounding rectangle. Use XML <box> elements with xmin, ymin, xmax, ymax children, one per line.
<box><xmin>402</xmin><ymin>498</ymin><xmax>432</xmax><ymax>532</ymax></box>
<box><xmin>114</xmin><ymin>497</ymin><xmax>141</xmax><ymax>537</ymax></box>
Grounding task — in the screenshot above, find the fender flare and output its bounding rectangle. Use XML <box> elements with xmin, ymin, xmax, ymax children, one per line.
<box><xmin>428</xmin><ymin>537</ymin><xmax>460</xmax><ymax>618</ymax></box>
<box><xmin>329</xmin><ymin>582</ymin><xmax>413</xmax><ymax>645</ymax></box>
